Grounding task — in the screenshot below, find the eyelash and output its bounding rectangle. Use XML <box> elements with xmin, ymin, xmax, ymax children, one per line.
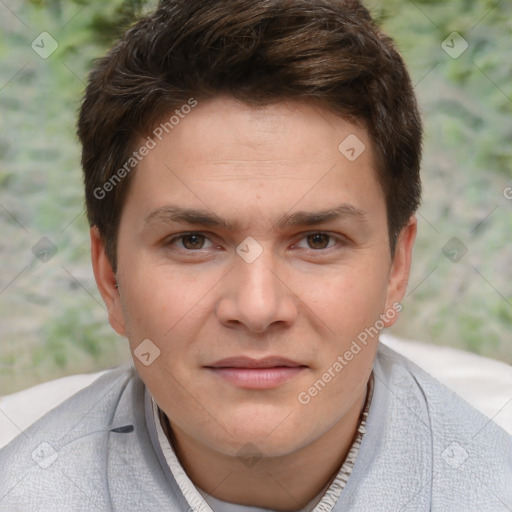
<box><xmin>164</xmin><ymin>231</ymin><xmax>349</xmax><ymax>254</ymax></box>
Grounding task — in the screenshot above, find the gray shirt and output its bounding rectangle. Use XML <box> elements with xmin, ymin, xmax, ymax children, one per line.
<box><xmin>1</xmin><ymin>343</ymin><xmax>511</xmax><ymax>511</ymax></box>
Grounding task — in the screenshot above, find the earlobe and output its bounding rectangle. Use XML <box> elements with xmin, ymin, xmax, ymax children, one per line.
<box><xmin>383</xmin><ymin>216</ymin><xmax>417</xmax><ymax>328</ymax></box>
<box><xmin>90</xmin><ymin>227</ymin><xmax>127</xmax><ymax>336</ymax></box>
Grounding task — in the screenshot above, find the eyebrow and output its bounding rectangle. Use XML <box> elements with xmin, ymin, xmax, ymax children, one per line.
<box><xmin>143</xmin><ymin>204</ymin><xmax>367</xmax><ymax>231</ymax></box>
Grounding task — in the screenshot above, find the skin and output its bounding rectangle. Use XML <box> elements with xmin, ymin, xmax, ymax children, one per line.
<box><xmin>91</xmin><ymin>95</ymin><xmax>416</xmax><ymax>510</ymax></box>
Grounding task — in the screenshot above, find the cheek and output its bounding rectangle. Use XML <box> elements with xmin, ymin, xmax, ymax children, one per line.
<box><xmin>118</xmin><ymin>267</ymin><xmax>217</xmax><ymax>379</ymax></box>
<box><xmin>119</xmin><ymin>262</ymin><xmax>197</xmax><ymax>333</ymax></box>
<box><xmin>303</xmin><ymin>263</ymin><xmax>389</xmax><ymax>335</ymax></box>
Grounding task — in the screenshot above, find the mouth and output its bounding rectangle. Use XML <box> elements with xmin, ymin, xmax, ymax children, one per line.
<box><xmin>204</xmin><ymin>356</ymin><xmax>308</xmax><ymax>389</ymax></box>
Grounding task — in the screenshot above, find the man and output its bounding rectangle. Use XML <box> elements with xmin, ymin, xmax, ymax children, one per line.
<box><xmin>1</xmin><ymin>0</ymin><xmax>510</xmax><ymax>510</ymax></box>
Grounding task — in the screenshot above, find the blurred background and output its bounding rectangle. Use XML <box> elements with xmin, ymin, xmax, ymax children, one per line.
<box><xmin>0</xmin><ymin>0</ymin><xmax>511</xmax><ymax>394</ymax></box>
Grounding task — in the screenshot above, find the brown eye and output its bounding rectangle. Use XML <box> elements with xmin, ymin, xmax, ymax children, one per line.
<box><xmin>181</xmin><ymin>234</ymin><xmax>206</xmax><ymax>250</ymax></box>
<box><xmin>307</xmin><ymin>234</ymin><xmax>331</xmax><ymax>249</ymax></box>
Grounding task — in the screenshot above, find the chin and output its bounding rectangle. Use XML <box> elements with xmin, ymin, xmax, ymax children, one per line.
<box><xmin>217</xmin><ymin>436</ymin><xmax>304</xmax><ymax>461</ymax></box>
<box><xmin>220</xmin><ymin>420</ymin><xmax>312</xmax><ymax>456</ymax></box>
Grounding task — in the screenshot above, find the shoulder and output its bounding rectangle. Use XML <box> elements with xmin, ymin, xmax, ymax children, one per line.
<box><xmin>375</xmin><ymin>342</ymin><xmax>512</xmax><ymax>506</ymax></box>
<box><xmin>375</xmin><ymin>341</ymin><xmax>511</xmax><ymax>447</ymax></box>
<box><xmin>375</xmin><ymin>341</ymin><xmax>509</xmax><ymax>434</ymax></box>
<box><xmin>0</xmin><ymin>365</ymin><xmax>140</xmax><ymax>510</ymax></box>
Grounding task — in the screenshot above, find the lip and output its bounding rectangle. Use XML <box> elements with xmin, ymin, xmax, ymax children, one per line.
<box><xmin>206</xmin><ymin>356</ymin><xmax>304</xmax><ymax>369</ymax></box>
<box><xmin>205</xmin><ymin>356</ymin><xmax>308</xmax><ymax>389</ymax></box>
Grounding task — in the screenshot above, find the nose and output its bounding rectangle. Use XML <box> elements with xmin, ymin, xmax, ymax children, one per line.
<box><xmin>215</xmin><ymin>246</ymin><xmax>298</xmax><ymax>334</ymax></box>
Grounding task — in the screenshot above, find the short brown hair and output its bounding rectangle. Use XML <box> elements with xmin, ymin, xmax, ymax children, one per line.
<box><xmin>78</xmin><ymin>0</ymin><xmax>422</xmax><ymax>272</ymax></box>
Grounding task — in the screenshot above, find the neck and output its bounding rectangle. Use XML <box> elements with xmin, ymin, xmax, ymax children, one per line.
<box><xmin>160</xmin><ymin>384</ymin><xmax>369</xmax><ymax>511</ymax></box>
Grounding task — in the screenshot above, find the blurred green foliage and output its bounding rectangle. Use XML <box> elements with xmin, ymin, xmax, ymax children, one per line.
<box><xmin>0</xmin><ymin>0</ymin><xmax>510</xmax><ymax>393</ymax></box>
<box><xmin>365</xmin><ymin>0</ymin><xmax>512</xmax><ymax>359</ymax></box>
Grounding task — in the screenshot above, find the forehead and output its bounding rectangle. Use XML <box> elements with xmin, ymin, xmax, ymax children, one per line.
<box><xmin>123</xmin><ymin>96</ymin><xmax>384</xmax><ymax>227</ymax></box>
<box><xmin>150</xmin><ymin>96</ymin><xmax>371</xmax><ymax>168</ymax></box>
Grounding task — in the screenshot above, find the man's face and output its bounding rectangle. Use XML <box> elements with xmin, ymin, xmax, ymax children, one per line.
<box><xmin>92</xmin><ymin>96</ymin><xmax>415</xmax><ymax>458</ymax></box>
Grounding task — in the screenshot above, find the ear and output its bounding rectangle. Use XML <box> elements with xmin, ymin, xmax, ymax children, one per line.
<box><xmin>90</xmin><ymin>226</ymin><xmax>127</xmax><ymax>337</ymax></box>
<box><xmin>382</xmin><ymin>216</ymin><xmax>417</xmax><ymax>328</ymax></box>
